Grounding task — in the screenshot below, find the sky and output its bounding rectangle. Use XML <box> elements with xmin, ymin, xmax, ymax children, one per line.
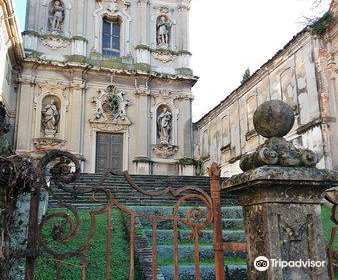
<box><xmin>14</xmin><ymin>0</ymin><xmax>331</xmax><ymax>121</ymax></box>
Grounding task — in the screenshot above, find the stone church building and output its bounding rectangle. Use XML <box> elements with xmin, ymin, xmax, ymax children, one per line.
<box><xmin>6</xmin><ymin>0</ymin><xmax>196</xmax><ymax>175</ymax></box>
<box><xmin>1</xmin><ymin>0</ymin><xmax>338</xmax><ymax>176</ymax></box>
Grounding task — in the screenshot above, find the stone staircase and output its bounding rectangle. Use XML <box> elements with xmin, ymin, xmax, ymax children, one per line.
<box><xmin>133</xmin><ymin>206</ymin><xmax>247</xmax><ymax>280</ymax></box>
<box><xmin>49</xmin><ymin>173</ymin><xmax>248</xmax><ymax>279</ymax></box>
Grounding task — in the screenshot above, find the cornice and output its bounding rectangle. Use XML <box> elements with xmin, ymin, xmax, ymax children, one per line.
<box><xmin>22</xmin><ymin>57</ymin><xmax>199</xmax><ymax>84</ymax></box>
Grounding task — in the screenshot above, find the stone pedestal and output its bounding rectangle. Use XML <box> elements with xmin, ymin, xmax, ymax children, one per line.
<box><xmin>223</xmin><ymin>166</ymin><xmax>338</xmax><ymax>280</ymax></box>
<box><xmin>133</xmin><ymin>157</ymin><xmax>152</xmax><ymax>175</ymax></box>
<box><xmin>179</xmin><ymin>164</ymin><xmax>194</xmax><ymax>176</ymax></box>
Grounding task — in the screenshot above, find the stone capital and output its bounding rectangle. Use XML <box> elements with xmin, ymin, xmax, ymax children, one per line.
<box><xmin>135</xmin><ymin>88</ymin><xmax>150</xmax><ymax>97</ymax></box>
<box><xmin>69</xmin><ymin>80</ymin><xmax>86</xmax><ymax>90</ymax></box>
<box><xmin>223</xmin><ymin>166</ymin><xmax>338</xmax><ymax>204</ymax></box>
<box><xmin>137</xmin><ymin>0</ymin><xmax>149</xmax><ymax>7</ymax></box>
<box><xmin>177</xmin><ymin>5</ymin><xmax>190</xmax><ymax>13</ymax></box>
<box><xmin>17</xmin><ymin>75</ymin><xmax>35</xmax><ymax>86</ymax></box>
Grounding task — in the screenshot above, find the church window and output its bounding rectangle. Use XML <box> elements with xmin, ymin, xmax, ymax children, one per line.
<box><xmin>102</xmin><ymin>18</ymin><xmax>121</xmax><ymax>57</ymax></box>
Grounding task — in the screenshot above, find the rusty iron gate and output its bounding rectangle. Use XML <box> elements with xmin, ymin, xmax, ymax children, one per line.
<box><xmin>5</xmin><ymin>150</ymin><xmax>337</xmax><ymax>280</ymax></box>
<box><xmin>19</xmin><ymin>151</ymin><xmax>234</xmax><ymax>280</ymax></box>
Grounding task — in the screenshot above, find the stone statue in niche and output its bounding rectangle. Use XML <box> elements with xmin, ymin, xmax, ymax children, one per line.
<box><xmin>157</xmin><ymin>107</ymin><xmax>172</xmax><ymax>145</ymax></box>
<box><xmin>42</xmin><ymin>99</ymin><xmax>59</xmax><ymax>138</ymax></box>
<box><xmin>157</xmin><ymin>16</ymin><xmax>172</xmax><ymax>47</ymax></box>
<box><xmin>49</xmin><ymin>0</ymin><xmax>65</xmax><ymax>32</ymax></box>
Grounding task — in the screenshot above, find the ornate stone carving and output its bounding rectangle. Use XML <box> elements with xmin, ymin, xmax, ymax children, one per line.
<box><xmin>90</xmin><ymin>85</ymin><xmax>131</xmax><ymax>133</ymax></box>
<box><xmin>96</xmin><ymin>0</ymin><xmax>130</xmax><ymax>11</ymax></box>
<box><xmin>177</xmin><ymin>5</ymin><xmax>190</xmax><ymax>13</ymax></box>
<box><xmin>137</xmin><ymin>0</ymin><xmax>149</xmax><ymax>7</ymax></box>
<box><xmin>33</xmin><ymin>138</ymin><xmax>66</xmax><ymax>149</ymax></box>
<box><xmin>34</xmin><ymin>80</ymin><xmax>68</xmax><ymax>111</ymax></box>
<box><xmin>156</xmin><ymin>16</ymin><xmax>172</xmax><ymax>48</ymax></box>
<box><xmin>90</xmin><ymin>85</ymin><xmax>130</xmax><ymax>123</ymax></box>
<box><xmin>153</xmin><ymin>89</ymin><xmax>193</xmax><ymax>101</ymax></box>
<box><xmin>240</xmin><ymin>100</ymin><xmax>319</xmax><ymax>171</ymax></box>
<box><xmin>135</xmin><ymin>87</ymin><xmax>150</xmax><ymax>97</ymax></box>
<box><xmin>90</xmin><ymin>122</ymin><xmax>127</xmax><ymax>132</ymax></box>
<box><xmin>152</xmin><ymin>144</ymin><xmax>178</xmax><ymax>158</ymax></box>
<box><xmin>42</xmin><ymin>99</ymin><xmax>60</xmax><ymax>138</ymax></box>
<box><xmin>48</xmin><ymin>0</ymin><xmax>65</xmax><ymax>33</ymax></box>
<box><xmin>157</xmin><ymin>107</ymin><xmax>172</xmax><ymax>145</ymax></box>
<box><xmin>152</xmin><ymin>50</ymin><xmax>176</xmax><ymax>63</ymax></box>
<box><xmin>40</xmin><ymin>36</ymin><xmax>70</xmax><ymax>50</ymax></box>
<box><xmin>153</xmin><ymin>6</ymin><xmax>170</xmax><ymax>14</ymax></box>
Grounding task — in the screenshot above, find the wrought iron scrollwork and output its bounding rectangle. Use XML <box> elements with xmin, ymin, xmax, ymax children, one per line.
<box><xmin>30</xmin><ymin>161</ymin><xmax>216</xmax><ymax>280</ymax></box>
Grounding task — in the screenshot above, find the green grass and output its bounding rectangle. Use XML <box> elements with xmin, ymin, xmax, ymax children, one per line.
<box><xmin>322</xmin><ymin>205</ymin><xmax>338</xmax><ymax>252</ymax></box>
<box><xmin>32</xmin><ymin>205</ymin><xmax>337</xmax><ymax>279</ymax></box>
<box><xmin>322</xmin><ymin>205</ymin><xmax>338</xmax><ymax>280</ymax></box>
<box><xmin>35</xmin><ymin>208</ymin><xmax>144</xmax><ymax>280</ymax></box>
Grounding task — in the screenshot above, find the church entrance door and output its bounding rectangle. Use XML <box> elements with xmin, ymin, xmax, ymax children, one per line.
<box><xmin>96</xmin><ymin>132</ymin><xmax>123</xmax><ymax>173</ymax></box>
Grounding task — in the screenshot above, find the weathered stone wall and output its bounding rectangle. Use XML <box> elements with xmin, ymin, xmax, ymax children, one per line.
<box><xmin>194</xmin><ymin>11</ymin><xmax>338</xmax><ymax>176</ymax></box>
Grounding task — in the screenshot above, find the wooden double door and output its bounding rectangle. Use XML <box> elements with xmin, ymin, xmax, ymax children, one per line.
<box><xmin>96</xmin><ymin>132</ymin><xmax>123</xmax><ymax>173</ymax></box>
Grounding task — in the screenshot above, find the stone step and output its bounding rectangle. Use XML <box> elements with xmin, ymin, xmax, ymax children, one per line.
<box><xmin>48</xmin><ymin>173</ymin><xmax>238</xmax><ymax>208</ymax></box>
<box><xmin>143</xmin><ymin>229</ymin><xmax>245</xmax><ymax>245</ymax></box>
<box><xmin>132</xmin><ymin>206</ymin><xmax>243</xmax><ymax>219</ymax></box>
<box><xmin>49</xmin><ymin>195</ymin><xmax>239</xmax><ymax>207</ymax></box>
<box><xmin>156</xmin><ymin>245</ymin><xmax>247</xmax><ymax>263</ymax></box>
<box><xmin>139</xmin><ymin>218</ymin><xmax>244</xmax><ymax>230</ymax></box>
<box><xmin>160</xmin><ymin>265</ymin><xmax>248</xmax><ymax>280</ymax></box>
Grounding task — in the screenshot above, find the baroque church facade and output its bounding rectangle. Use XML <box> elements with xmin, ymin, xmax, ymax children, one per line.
<box><xmin>14</xmin><ymin>0</ymin><xmax>196</xmax><ymax>175</ymax></box>
<box><xmin>1</xmin><ymin>0</ymin><xmax>338</xmax><ymax>177</ymax></box>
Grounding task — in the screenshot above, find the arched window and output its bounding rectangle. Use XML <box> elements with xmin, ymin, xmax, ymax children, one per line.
<box><xmin>102</xmin><ymin>17</ymin><xmax>121</xmax><ymax>57</ymax></box>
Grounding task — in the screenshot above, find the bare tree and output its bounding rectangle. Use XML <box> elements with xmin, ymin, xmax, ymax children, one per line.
<box><xmin>299</xmin><ymin>0</ymin><xmax>332</xmax><ymax>25</ymax></box>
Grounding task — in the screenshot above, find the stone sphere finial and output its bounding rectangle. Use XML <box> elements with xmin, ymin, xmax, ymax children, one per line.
<box><xmin>253</xmin><ymin>100</ymin><xmax>294</xmax><ymax>138</ymax></box>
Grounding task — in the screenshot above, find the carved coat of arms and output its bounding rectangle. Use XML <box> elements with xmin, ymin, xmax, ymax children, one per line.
<box><xmin>90</xmin><ymin>85</ymin><xmax>131</xmax><ymax>123</ymax></box>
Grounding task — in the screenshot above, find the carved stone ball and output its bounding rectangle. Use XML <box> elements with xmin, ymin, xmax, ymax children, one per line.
<box><xmin>253</xmin><ymin>100</ymin><xmax>294</xmax><ymax>138</ymax></box>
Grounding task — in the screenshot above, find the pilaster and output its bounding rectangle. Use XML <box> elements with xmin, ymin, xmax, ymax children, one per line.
<box><xmin>68</xmin><ymin>80</ymin><xmax>86</xmax><ymax>155</ymax></box>
<box><xmin>16</xmin><ymin>76</ymin><xmax>35</xmax><ymax>152</ymax></box>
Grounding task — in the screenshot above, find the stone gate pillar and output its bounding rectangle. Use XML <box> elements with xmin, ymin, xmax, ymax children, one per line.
<box><xmin>222</xmin><ymin>100</ymin><xmax>338</xmax><ymax>280</ymax></box>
